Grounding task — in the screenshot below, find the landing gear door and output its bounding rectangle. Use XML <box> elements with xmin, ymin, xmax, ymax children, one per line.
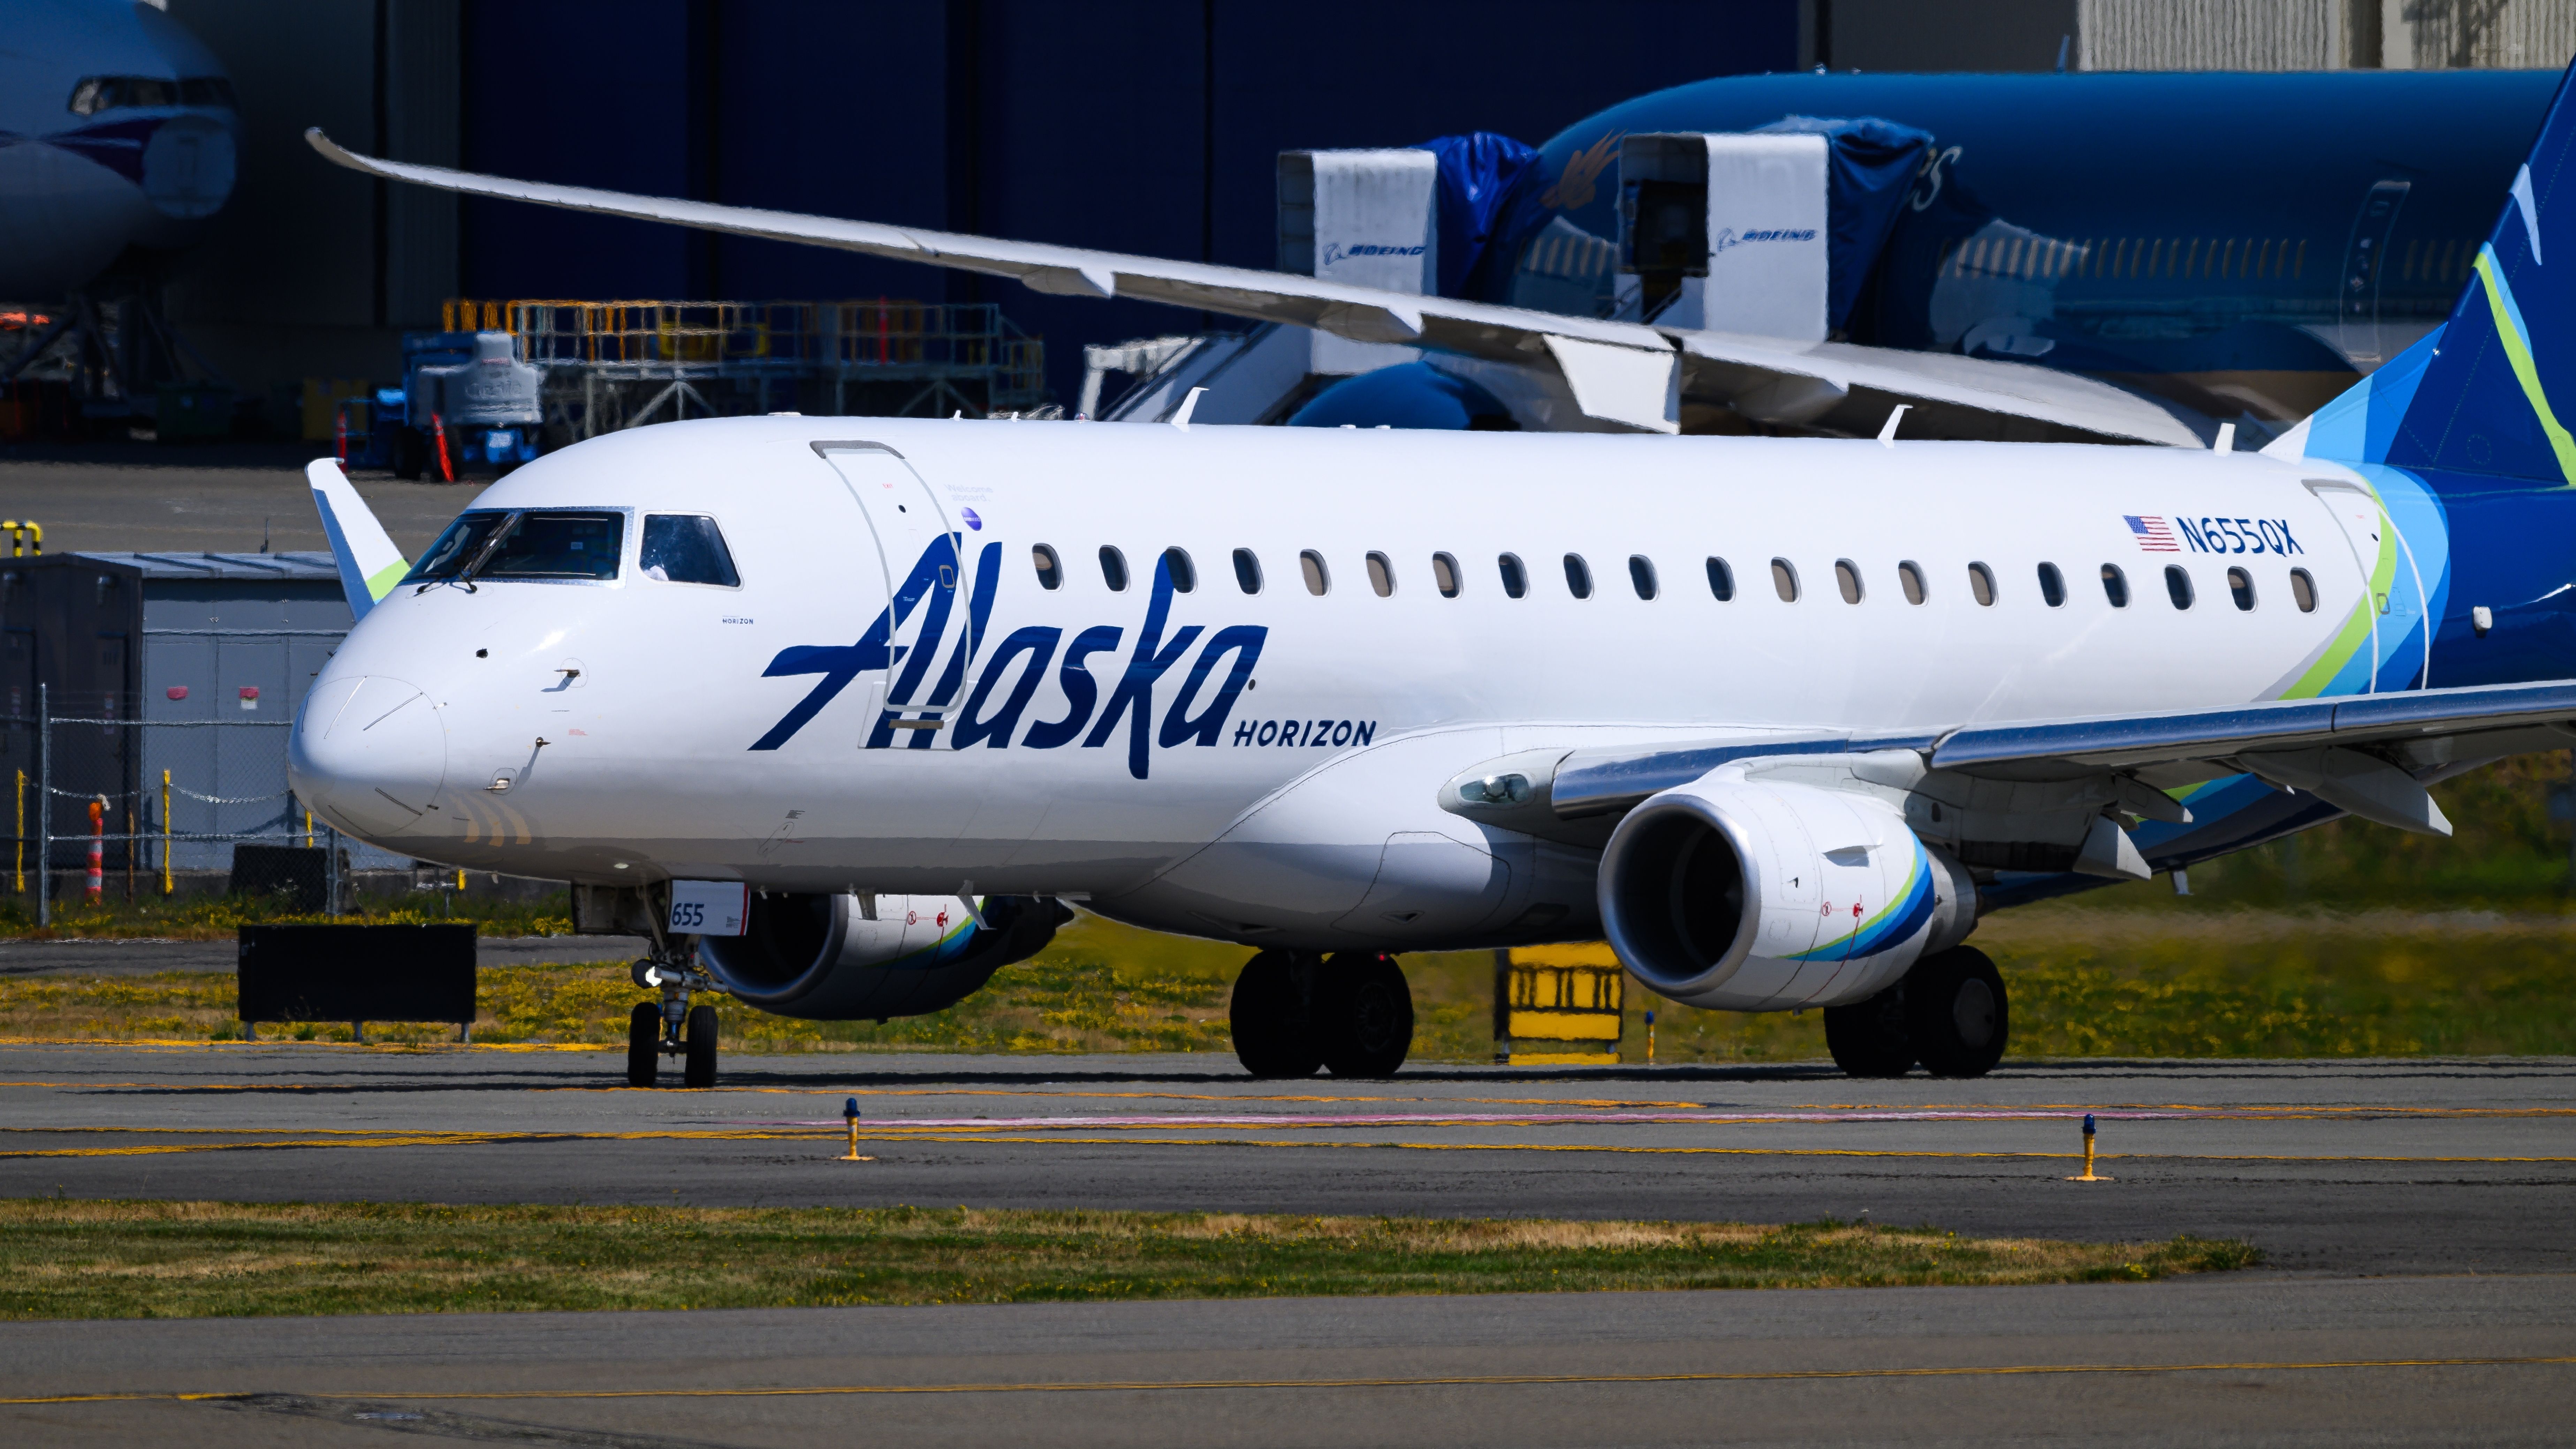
<box><xmin>811</xmin><ymin>442</ymin><xmax>978</xmax><ymax>741</ymax></box>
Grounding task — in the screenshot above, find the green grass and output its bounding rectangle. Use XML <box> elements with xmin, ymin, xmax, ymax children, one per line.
<box><xmin>0</xmin><ymin>1200</ymin><xmax>2259</xmax><ymax>1319</ymax></box>
<box><xmin>11</xmin><ymin>906</ymin><xmax>2576</xmax><ymax>1060</ymax></box>
<box><xmin>0</xmin><ymin>886</ymin><xmax>571</xmax><ymax>941</ymax></box>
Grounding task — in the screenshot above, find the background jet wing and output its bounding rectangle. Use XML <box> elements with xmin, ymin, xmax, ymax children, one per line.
<box><xmin>305</xmin><ymin>458</ymin><xmax>410</xmax><ymax>621</ymax></box>
<box><xmin>307</xmin><ymin>130</ymin><xmax>2198</xmax><ymax>446</ymax></box>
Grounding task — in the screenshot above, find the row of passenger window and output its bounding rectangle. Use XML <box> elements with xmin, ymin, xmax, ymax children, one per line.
<box><xmin>1032</xmin><ymin>545</ymin><xmax>2320</xmax><ymax>615</ymax></box>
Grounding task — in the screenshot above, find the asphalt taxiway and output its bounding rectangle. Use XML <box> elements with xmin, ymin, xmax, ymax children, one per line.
<box><xmin>8</xmin><ymin>1044</ymin><xmax>2574</xmax><ymax>1444</ymax></box>
<box><xmin>5</xmin><ymin>1045</ymin><xmax>2573</xmax><ymax>1276</ymax></box>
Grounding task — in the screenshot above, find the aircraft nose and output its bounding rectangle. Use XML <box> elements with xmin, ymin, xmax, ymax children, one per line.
<box><xmin>289</xmin><ymin>675</ymin><xmax>448</xmax><ymax>839</ymax></box>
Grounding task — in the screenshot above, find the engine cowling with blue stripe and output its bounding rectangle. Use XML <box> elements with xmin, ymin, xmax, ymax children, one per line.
<box><xmin>700</xmin><ymin>892</ymin><xmax>1070</xmax><ymax>1021</ymax></box>
<box><xmin>1597</xmin><ymin>769</ymin><xmax>1975</xmax><ymax>1012</ymax></box>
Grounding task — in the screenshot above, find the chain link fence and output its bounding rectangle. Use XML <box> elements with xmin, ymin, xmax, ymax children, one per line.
<box><xmin>5</xmin><ymin>685</ymin><xmax>407</xmax><ymax>922</ymax></box>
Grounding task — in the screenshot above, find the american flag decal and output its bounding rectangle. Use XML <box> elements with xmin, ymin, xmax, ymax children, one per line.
<box><xmin>2125</xmin><ymin>515</ymin><xmax>2180</xmax><ymax>552</ymax></box>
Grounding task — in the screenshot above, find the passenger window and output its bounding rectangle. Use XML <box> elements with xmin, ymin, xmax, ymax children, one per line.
<box><xmin>1163</xmin><ymin>547</ymin><xmax>1195</xmax><ymax>592</ymax></box>
<box><xmin>1232</xmin><ymin>548</ymin><xmax>1261</xmax><ymax>594</ymax></box>
<box><xmin>2290</xmin><ymin>568</ymin><xmax>2318</xmax><ymax>613</ymax></box>
<box><xmin>1834</xmin><ymin>559</ymin><xmax>1863</xmax><ymax>604</ymax></box>
<box><xmin>2228</xmin><ymin>566</ymin><xmax>2256</xmax><ymax>610</ymax></box>
<box><xmin>1771</xmin><ymin>558</ymin><xmax>1799</xmax><ymax>603</ymax></box>
<box><xmin>1705</xmin><ymin>556</ymin><xmax>1734</xmax><ymax>601</ymax></box>
<box><xmin>639</xmin><ymin>515</ymin><xmax>739</xmax><ymax>586</ymax></box>
<box><xmin>1100</xmin><ymin>546</ymin><xmax>1129</xmax><ymax>592</ymax></box>
<box><xmin>1032</xmin><ymin>544</ymin><xmax>1063</xmax><ymax>590</ymax></box>
<box><xmin>1432</xmin><ymin>552</ymin><xmax>1461</xmax><ymax>598</ymax></box>
<box><xmin>1897</xmin><ymin>561</ymin><xmax>1926</xmax><ymax>605</ymax></box>
<box><xmin>2165</xmin><ymin>564</ymin><xmax>2195</xmax><ymax>609</ymax></box>
<box><xmin>1563</xmin><ymin>554</ymin><xmax>1593</xmax><ymax>599</ymax></box>
<box><xmin>1628</xmin><ymin>555</ymin><xmax>1658</xmax><ymax>600</ymax></box>
<box><xmin>1366</xmin><ymin>551</ymin><xmax>1396</xmax><ymax>597</ymax></box>
<box><xmin>1498</xmin><ymin>553</ymin><xmax>1528</xmax><ymax>599</ymax></box>
<box><xmin>1300</xmin><ymin>550</ymin><xmax>1329</xmax><ymax>595</ymax></box>
<box><xmin>1968</xmin><ymin>562</ymin><xmax>1997</xmax><ymax>607</ymax></box>
<box><xmin>2037</xmin><ymin>562</ymin><xmax>2066</xmax><ymax>608</ymax></box>
<box><xmin>2100</xmin><ymin>563</ymin><xmax>2128</xmax><ymax>608</ymax></box>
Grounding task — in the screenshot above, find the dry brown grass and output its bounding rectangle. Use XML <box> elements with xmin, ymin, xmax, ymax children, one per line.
<box><xmin>0</xmin><ymin>1200</ymin><xmax>2256</xmax><ymax>1319</ymax></box>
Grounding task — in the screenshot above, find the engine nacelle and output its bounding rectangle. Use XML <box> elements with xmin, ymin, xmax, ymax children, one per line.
<box><xmin>700</xmin><ymin>892</ymin><xmax>1066</xmax><ymax>1021</ymax></box>
<box><xmin>1598</xmin><ymin>771</ymin><xmax>1974</xmax><ymax>1012</ymax></box>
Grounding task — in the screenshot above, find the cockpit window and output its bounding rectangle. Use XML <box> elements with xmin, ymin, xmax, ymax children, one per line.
<box><xmin>481</xmin><ymin>512</ymin><xmax>623</xmax><ymax>579</ymax></box>
<box><xmin>639</xmin><ymin>515</ymin><xmax>740</xmax><ymax>586</ymax></box>
<box><xmin>404</xmin><ymin>510</ymin><xmax>624</xmax><ymax>584</ymax></box>
<box><xmin>406</xmin><ymin>512</ymin><xmax>513</xmax><ymax>582</ymax></box>
<box><xmin>68</xmin><ymin>76</ymin><xmax>234</xmax><ymax>116</ymax></box>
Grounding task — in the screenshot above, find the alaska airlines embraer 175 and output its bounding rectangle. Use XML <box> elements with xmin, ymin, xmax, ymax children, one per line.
<box><xmin>295</xmin><ymin>66</ymin><xmax>2576</xmax><ymax>1087</ymax></box>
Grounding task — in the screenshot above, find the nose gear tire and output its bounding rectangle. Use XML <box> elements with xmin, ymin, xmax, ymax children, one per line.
<box><xmin>1229</xmin><ymin>949</ymin><xmax>1322</xmax><ymax>1078</ymax></box>
<box><xmin>1319</xmin><ymin>951</ymin><xmax>1413</xmax><ymax>1078</ymax></box>
<box><xmin>684</xmin><ymin>1004</ymin><xmax>719</xmax><ymax>1089</ymax></box>
<box><xmin>1823</xmin><ymin>986</ymin><xmax>1917</xmax><ymax>1077</ymax></box>
<box><xmin>626</xmin><ymin>1002</ymin><xmax>659</xmax><ymax>1088</ymax></box>
<box><xmin>1905</xmin><ymin>945</ymin><xmax>2008</xmax><ymax>1078</ymax></box>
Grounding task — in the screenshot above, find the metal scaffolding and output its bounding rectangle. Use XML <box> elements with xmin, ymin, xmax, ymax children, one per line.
<box><xmin>440</xmin><ymin>298</ymin><xmax>1050</xmax><ymax>440</ymax></box>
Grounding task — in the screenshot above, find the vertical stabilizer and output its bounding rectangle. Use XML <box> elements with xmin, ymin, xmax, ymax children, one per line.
<box><xmin>306</xmin><ymin>458</ymin><xmax>410</xmax><ymax>621</ymax></box>
<box><xmin>2274</xmin><ymin>60</ymin><xmax>2576</xmax><ymax>481</ymax></box>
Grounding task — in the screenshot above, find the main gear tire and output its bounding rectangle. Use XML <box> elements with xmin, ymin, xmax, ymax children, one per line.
<box><xmin>683</xmin><ymin>1004</ymin><xmax>719</xmax><ymax>1089</ymax></box>
<box><xmin>1229</xmin><ymin>950</ymin><xmax>1322</xmax><ymax>1078</ymax></box>
<box><xmin>1318</xmin><ymin>952</ymin><xmax>1414</xmax><ymax>1078</ymax></box>
<box><xmin>626</xmin><ymin>1002</ymin><xmax>659</xmax><ymax>1087</ymax></box>
<box><xmin>1906</xmin><ymin>946</ymin><xmax>2008</xmax><ymax>1078</ymax></box>
<box><xmin>1824</xmin><ymin>986</ymin><xmax>1916</xmax><ymax>1077</ymax></box>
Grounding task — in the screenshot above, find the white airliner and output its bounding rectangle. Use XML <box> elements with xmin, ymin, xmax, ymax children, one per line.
<box><xmin>0</xmin><ymin>0</ymin><xmax>237</xmax><ymax>298</ymax></box>
<box><xmin>292</xmin><ymin>68</ymin><xmax>2576</xmax><ymax>1087</ymax></box>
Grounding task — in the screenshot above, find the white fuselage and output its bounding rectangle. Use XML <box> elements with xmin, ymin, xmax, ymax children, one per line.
<box><xmin>291</xmin><ymin>416</ymin><xmax>2369</xmax><ymax>952</ymax></box>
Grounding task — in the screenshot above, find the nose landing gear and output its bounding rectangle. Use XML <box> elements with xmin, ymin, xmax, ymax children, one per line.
<box><xmin>1228</xmin><ymin>949</ymin><xmax>1415</xmax><ymax>1079</ymax></box>
<box><xmin>626</xmin><ymin>945</ymin><xmax>722</xmax><ymax>1088</ymax></box>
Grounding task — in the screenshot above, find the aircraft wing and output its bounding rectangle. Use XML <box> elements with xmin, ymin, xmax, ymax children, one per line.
<box><xmin>304</xmin><ymin>130</ymin><xmax>2198</xmax><ymax>446</ymax></box>
<box><xmin>306</xmin><ymin>458</ymin><xmax>410</xmax><ymax>621</ymax></box>
<box><xmin>1538</xmin><ymin>679</ymin><xmax>2576</xmax><ymax>840</ymax></box>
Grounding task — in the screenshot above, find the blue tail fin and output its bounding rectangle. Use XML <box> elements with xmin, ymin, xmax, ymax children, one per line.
<box><xmin>2273</xmin><ymin>59</ymin><xmax>2576</xmax><ymax>483</ymax></box>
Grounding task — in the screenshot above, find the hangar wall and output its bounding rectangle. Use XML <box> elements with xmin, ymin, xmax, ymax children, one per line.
<box><xmin>151</xmin><ymin>0</ymin><xmax>1802</xmax><ymax>408</ymax></box>
<box><xmin>149</xmin><ymin>0</ymin><xmax>2576</xmax><ymax>411</ymax></box>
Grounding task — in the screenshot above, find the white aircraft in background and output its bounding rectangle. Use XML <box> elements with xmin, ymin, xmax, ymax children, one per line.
<box><xmin>294</xmin><ymin>68</ymin><xmax>2576</xmax><ymax>1087</ymax></box>
<box><xmin>0</xmin><ymin>0</ymin><xmax>237</xmax><ymax>298</ymax></box>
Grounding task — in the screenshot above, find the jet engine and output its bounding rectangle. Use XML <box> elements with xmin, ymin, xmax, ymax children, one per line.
<box><xmin>1597</xmin><ymin>771</ymin><xmax>1975</xmax><ymax>1012</ymax></box>
<box><xmin>699</xmin><ymin>892</ymin><xmax>1068</xmax><ymax>1021</ymax></box>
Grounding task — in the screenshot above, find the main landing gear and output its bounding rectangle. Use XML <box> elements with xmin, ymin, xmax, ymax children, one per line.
<box><xmin>1822</xmin><ymin>945</ymin><xmax>2008</xmax><ymax>1079</ymax></box>
<box><xmin>627</xmin><ymin>944</ymin><xmax>721</xmax><ymax>1089</ymax></box>
<box><xmin>1229</xmin><ymin>949</ymin><xmax>1416</xmax><ymax>1078</ymax></box>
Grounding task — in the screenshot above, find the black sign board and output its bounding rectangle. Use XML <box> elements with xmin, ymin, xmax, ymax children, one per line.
<box><xmin>237</xmin><ymin>924</ymin><xmax>476</xmax><ymax>1026</ymax></box>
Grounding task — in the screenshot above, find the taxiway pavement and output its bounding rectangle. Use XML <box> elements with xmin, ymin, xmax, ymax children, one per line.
<box><xmin>4</xmin><ymin>1045</ymin><xmax>2571</xmax><ymax>1277</ymax></box>
<box><xmin>8</xmin><ymin>1044</ymin><xmax>2575</xmax><ymax>1444</ymax></box>
<box><xmin>9</xmin><ymin>1268</ymin><xmax>2575</xmax><ymax>1446</ymax></box>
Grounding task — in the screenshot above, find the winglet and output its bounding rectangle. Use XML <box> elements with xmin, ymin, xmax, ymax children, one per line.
<box><xmin>306</xmin><ymin>459</ymin><xmax>410</xmax><ymax>621</ymax></box>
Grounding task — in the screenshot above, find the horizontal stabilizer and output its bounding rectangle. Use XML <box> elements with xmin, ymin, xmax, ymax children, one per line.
<box><xmin>306</xmin><ymin>459</ymin><xmax>409</xmax><ymax>622</ymax></box>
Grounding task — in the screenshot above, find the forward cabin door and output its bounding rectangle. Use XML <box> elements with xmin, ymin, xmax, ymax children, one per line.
<box><xmin>812</xmin><ymin>441</ymin><xmax>981</xmax><ymax>743</ymax></box>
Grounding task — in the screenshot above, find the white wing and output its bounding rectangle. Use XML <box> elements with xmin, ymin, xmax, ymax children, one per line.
<box><xmin>305</xmin><ymin>130</ymin><xmax>2199</xmax><ymax>446</ymax></box>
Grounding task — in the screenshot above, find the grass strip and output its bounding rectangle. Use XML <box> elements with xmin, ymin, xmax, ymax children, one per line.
<box><xmin>0</xmin><ymin>1200</ymin><xmax>2258</xmax><ymax>1320</ymax></box>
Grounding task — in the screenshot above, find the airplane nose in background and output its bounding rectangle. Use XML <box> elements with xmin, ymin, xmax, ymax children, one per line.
<box><xmin>289</xmin><ymin>676</ymin><xmax>449</xmax><ymax>839</ymax></box>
